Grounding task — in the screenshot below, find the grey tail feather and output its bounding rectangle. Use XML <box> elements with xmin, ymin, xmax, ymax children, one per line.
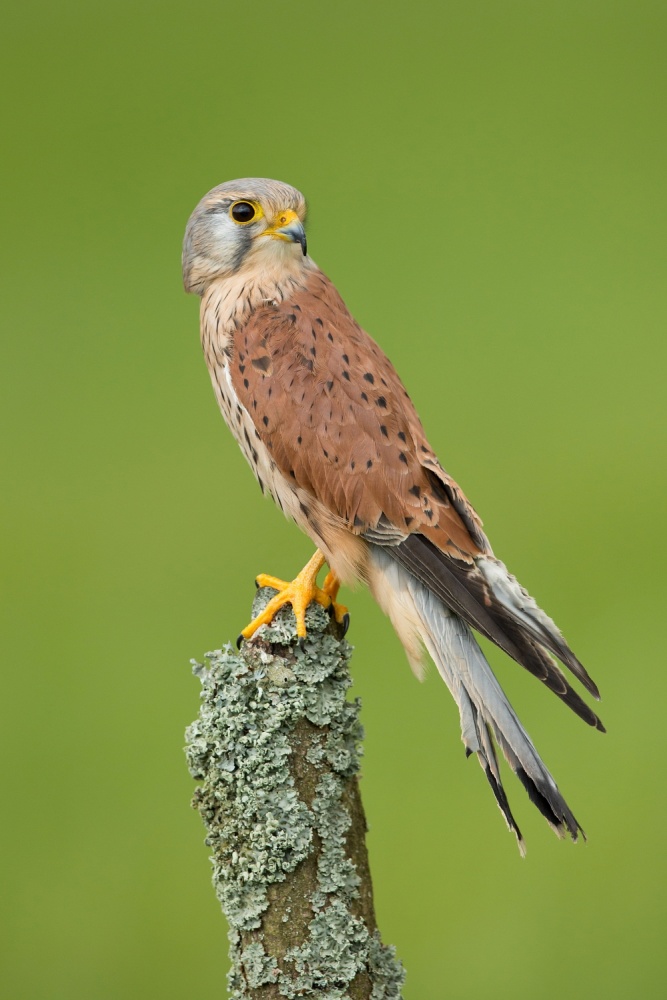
<box><xmin>403</xmin><ymin>570</ymin><xmax>584</xmax><ymax>848</ymax></box>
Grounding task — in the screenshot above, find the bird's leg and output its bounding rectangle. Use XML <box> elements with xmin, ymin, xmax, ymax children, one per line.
<box><xmin>239</xmin><ymin>549</ymin><xmax>349</xmax><ymax>643</ymax></box>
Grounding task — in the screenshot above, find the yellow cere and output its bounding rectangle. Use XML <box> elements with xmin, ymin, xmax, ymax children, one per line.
<box><xmin>264</xmin><ymin>209</ymin><xmax>300</xmax><ymax>240</ymax></box>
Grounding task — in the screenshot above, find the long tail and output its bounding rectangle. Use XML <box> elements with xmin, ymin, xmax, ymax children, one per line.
<box><xmin>367</xmin><ymin>545</ymin><xmax>586</xmax><ymax>852</ymax></box>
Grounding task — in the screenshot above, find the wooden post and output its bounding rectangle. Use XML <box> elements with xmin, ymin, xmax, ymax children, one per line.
<box><xmin>185</xmin><ymin>586</ymin><xmax>405</xmax><ymax>999</ymax></box>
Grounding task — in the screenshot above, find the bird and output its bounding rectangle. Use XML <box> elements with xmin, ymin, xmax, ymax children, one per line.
<box><xmin>182</xmin><ymin>177</ymin><xmax>603</xmax><ymax>852</ymax></box>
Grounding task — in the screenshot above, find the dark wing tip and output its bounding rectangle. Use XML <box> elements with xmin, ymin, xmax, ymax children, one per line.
<box><xmin>558</xmin><ymin>648</ymin><xmax>601</xmax><ymax>700</ymax></box>
<box><xmin>393</xmin><ymin>534</ymin><xmax>604</xmax><ymax>729</ymax></box>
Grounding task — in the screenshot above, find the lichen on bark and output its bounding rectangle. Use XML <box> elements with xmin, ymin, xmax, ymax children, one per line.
<box><xmin>185</xmin><ymin>587</ymin><xmax>405</xmax><ymax>999</ymax></box>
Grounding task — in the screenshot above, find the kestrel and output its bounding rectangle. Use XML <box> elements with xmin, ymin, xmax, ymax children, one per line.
<box><xmin>183</xmin><ymin>178</ymin><xmax>603</xmax><ymax>851</ymax></box>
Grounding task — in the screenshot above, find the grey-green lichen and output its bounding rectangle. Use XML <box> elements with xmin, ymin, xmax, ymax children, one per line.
<box><xmin>185</xmin><ymin>588</ymin><xmax>405</xmax><ymax>999</ymax></box>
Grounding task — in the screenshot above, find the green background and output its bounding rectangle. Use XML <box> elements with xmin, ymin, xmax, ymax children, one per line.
<box><xmin>2</xmin><ymin>2</ymin><xmax>665</xmax><ymax>997</ymax></box>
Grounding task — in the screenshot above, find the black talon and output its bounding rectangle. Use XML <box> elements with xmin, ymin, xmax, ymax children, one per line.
<box><xmin>297</xmin><ymin>637</ymin><xmax>307</xmax><ymax>652</ymax></box>
<box><xmin>254</xmin><ymin>579</ymin><xmax>260</xmax><ymax>589</ymax></box>
<box><xmin>327</xmin><ymin>604</ymin><xmax>335</xmax><ymax>618</ymax></box>
<box><xmin>341</xmin><ymin>613</ymin><xmax>350</xmax><ymax>637</ymax></box>
<box><xmin>236</xmin><ymin>633</ymin><xmax>244</xmax><ymax>649</ymax></box>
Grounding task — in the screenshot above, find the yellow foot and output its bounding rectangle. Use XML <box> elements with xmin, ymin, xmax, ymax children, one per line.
<box><xmin>237</xmin><ymin>550</ymin><xmax>349</xmax><ymax>646</ymax></box>
<box><xmin>322</xmin><ymin>571</ymin><xmax>349</xmax><ymax>626</ymax></box>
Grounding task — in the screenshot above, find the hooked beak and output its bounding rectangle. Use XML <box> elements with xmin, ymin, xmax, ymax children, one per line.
<box><xmin>262</xmin><ymin>209</ymin><xmax>307</xmax><ymax>256</ymax></box>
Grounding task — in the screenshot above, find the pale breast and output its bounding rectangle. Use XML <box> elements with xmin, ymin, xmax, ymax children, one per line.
<box><xmin>200</xmin><ymin>276</ymin><xmax>315</xmax><ymax>537</ymax></box>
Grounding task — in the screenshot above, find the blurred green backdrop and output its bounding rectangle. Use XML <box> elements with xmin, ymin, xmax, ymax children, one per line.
<box><xmin>2</xmin><ymin>1</ymin><xmax>666</xmax><ymax>997</ymax></box>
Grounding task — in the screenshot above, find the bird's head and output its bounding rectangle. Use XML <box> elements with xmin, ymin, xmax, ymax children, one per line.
<box><xmin>182</xmin><ymin>177</ymin><xmax>308</xmax><ymax>295</ymax></box>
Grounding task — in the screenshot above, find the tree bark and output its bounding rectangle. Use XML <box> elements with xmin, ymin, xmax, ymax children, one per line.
<box><xmin>185</xmin><ymin>586</ymin><xmax>405</xmax><ymax>999</ymax></box>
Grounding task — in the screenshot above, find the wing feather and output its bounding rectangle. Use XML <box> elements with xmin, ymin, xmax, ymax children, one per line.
<box><xmin>229</xmin><ymin>269</ymin><xmax>480</xmax><ymax>553</ymax></box>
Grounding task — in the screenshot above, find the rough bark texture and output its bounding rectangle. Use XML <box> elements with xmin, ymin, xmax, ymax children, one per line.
<box><xmin>185</xmin><ymin>587</ymin><xmax>405</xmax><ymax>999</ymax></box>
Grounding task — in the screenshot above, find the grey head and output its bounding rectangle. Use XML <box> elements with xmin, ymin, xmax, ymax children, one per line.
<box><xmin>182</xmin><ymin>177</ymin><xmax>308</xmax><ymax>295</ymax></box>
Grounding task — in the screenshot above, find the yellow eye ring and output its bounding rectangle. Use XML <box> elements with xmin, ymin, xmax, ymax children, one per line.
<box><xmin>230</xmin><ymin>200</ymin><xmax>263</xmax><ymax>225</ymax></box>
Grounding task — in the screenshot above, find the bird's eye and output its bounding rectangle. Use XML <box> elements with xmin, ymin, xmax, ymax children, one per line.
<box><xmin>230</xmin><ymin>201</ymin><xmax>257</xmax><ymax>224</ymax></box>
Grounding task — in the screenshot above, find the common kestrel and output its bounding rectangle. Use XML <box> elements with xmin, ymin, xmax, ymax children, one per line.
<box><xmin>183</xmin><ymin>177</ymin><xmax>603</xmax><ymax>851</ymax></box>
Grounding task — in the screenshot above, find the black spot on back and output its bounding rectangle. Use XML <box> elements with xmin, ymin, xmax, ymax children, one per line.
<box><xmin>251</xmin><ymin>356</ymin><xmax>271</xmax><ymax>373</ymax></box>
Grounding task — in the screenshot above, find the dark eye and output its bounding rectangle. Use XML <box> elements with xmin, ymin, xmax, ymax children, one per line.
<box><xmin>231</xmin><ymin>201</ymin><xmax>256</xmax><ymax>223</ymax></box>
